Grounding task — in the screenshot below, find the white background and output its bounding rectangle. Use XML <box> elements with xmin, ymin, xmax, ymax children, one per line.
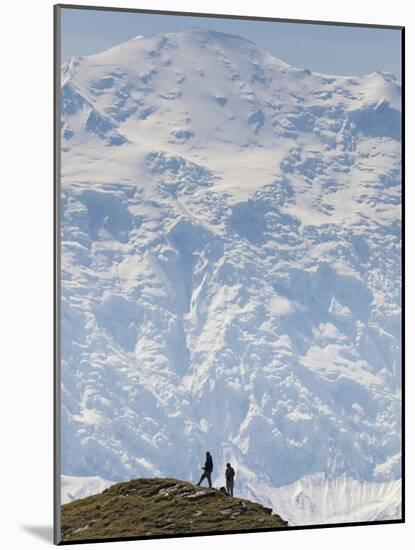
<box><xmin>0</xmin><ymin>0</ymin><xmax>412</xmax><ymax>548</ymax></box>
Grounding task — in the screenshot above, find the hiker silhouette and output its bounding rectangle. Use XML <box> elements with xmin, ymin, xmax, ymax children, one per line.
<box><xmin>197</xmin><ymin>451</ymin><xmax>213</xmax><ymax>488</ymax></box>
<box><xmin>225</xmin><ymin>462</ymin><xmax>235</xmax><ymax>496</ymax></box>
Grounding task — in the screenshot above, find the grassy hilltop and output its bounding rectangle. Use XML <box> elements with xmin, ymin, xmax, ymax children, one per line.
<box><xmin>61</xmin><ymin>477</ymin><xmax>288</xmax><ymax>542</ymax></box>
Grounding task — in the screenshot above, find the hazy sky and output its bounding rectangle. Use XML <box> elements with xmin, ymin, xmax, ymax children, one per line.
<box><xmin>60</xmin><ymin>7</ymin><xmax>402</xmax><ymax>79</ymax></box>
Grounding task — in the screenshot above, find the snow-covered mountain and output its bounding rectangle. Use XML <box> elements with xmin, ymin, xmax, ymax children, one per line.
<box><xmin>247</xmin><ymin>473</ymin><xmax>401</xmax><ymax>525</ymax></box>
<box><xmin>59</xmin><ymin>28</ymin><xmax>402</xmax><ymax>524</ymax></box>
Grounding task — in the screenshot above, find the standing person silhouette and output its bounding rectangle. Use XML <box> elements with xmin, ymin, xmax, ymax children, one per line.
<box><xmin>197</xmin><ymin>451</ymin><xmax>213</xmax><ymax>488</ymax></box>
<box><xmin>225</xmin><ymin>462</ymin><xmax>235</xmax><ymax>496</ymax></box>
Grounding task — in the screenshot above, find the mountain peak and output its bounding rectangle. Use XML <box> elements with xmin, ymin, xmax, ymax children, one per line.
<box><xmin>60</xmin><ymin>17</ymin><xmax>402</xmax><ymax>528</ymax></box>
<box><xmin>177</xmin><ymin>26</ymin><xmax>257</xmax><ymax>44</ymax></box>
<box><xmin>86</xmin><ymin>25</ymin><xmax>283</xmax><ymax>70</ymax></box>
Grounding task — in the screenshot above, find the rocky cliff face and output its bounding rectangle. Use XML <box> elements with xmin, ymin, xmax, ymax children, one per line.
<box><xmin>60</xmin><ymin>28</ymin><xmax>402</xmax><ymax>523</ymax></box>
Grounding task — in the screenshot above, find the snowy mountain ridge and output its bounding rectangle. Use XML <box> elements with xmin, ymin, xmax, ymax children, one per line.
<box><xmin>60</xmin><ymin>28</ymin><xmax>402</xmax><ymax>524</ymax></box>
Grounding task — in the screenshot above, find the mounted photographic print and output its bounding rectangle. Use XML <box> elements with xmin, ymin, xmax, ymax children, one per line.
<box><xmin>54</xmin><ymin>4</ymin><xmax>404</xmax><ymax>544</ymax></box>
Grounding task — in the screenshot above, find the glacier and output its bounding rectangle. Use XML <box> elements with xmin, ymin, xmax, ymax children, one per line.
<box><xmin>59</xmin><ymin>28</ymin><xmax>402</xmax><ymax>524</ymax></box>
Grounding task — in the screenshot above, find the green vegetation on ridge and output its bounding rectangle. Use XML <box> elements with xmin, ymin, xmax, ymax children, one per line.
<box><xmin>61</xmin><ymin>477</ymin><xmax>288</xmax><ymax>542</ymax></box>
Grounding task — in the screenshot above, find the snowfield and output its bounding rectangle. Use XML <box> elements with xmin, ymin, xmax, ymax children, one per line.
<box><xmin>59</xmin><ymin>28</ymin><xmax>402</xmax><ymax>524</ymax></box>
<box><xmin>247</xmin><ymin>473</ymin><xmax>401</xmax><ymax>525</ymax></box>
